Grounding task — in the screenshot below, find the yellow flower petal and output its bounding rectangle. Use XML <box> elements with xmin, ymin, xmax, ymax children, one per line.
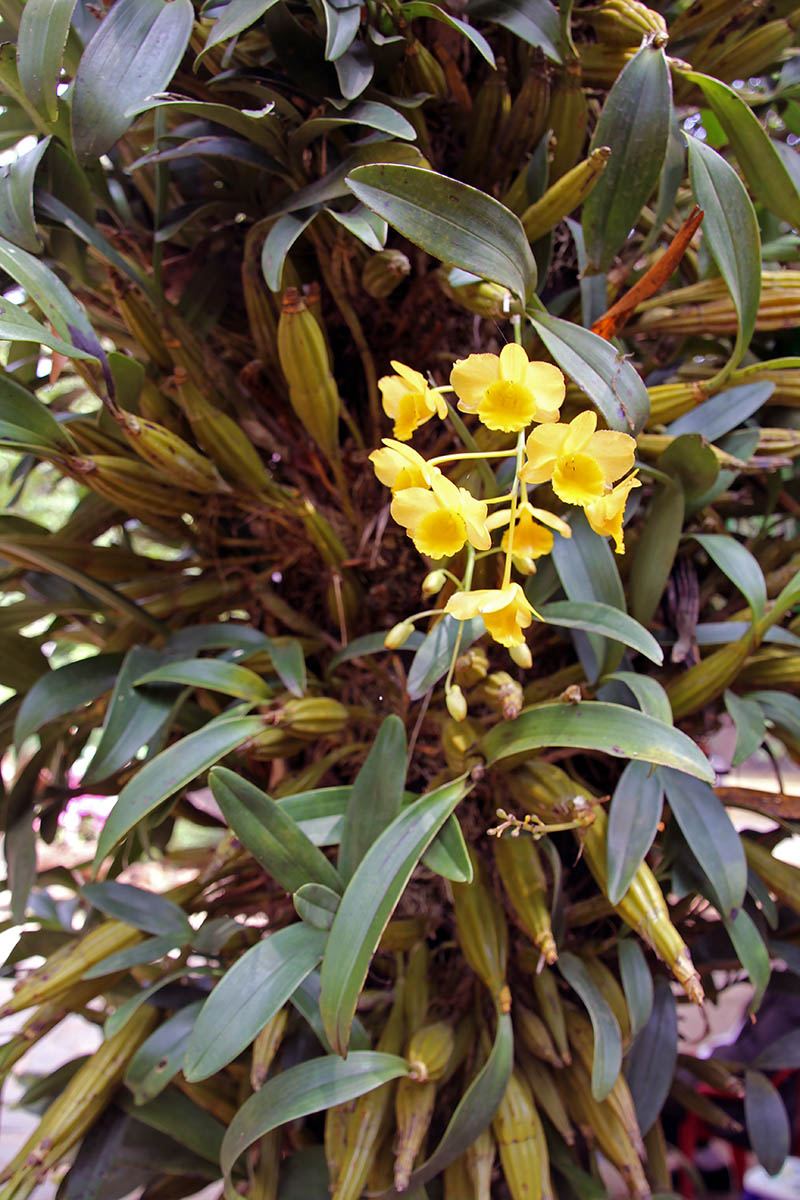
<box><xmin>452</xmin><ymin>348</ymin><xmax>565</xmax><ymax>433</ymax></box>
<box><xmin>584</xmin><ymin>473</ymin><xmax>641</xmax><ymax>553</ymax></box>
<box><xmin>520</xmin><ymin>422</ymin><xmax>570</xmax><ymax>484</ymax></box>
<box><xmin>370</xmin><ymin>440</ymin><xmax>437</xmax><ymax>491</ymax></box>
<box><xmin>585</xmin><ymin>429</ymin><xmax>636</xmax><ymax>483</ymax></box>
<box><xmin>449</xmin><ymin>354</ymin><xmax>500</xmax><ymax>412</ymax></box>
<box><xmin>551</xmin><ymin>452</ymin><xmax>606</xmax><ymax>506</ymax></box>
<box><xmin>378</xmin><ymin>366</ymin><xmax>440</xmax><ymax>441</ymax></box>
<box><xmin>444</xmin><ymin>583</ymin><xmax>534</xmax><ymax>648</ymax></box>
<box><xmin>499</xmin><ymin>342</ymin><xmax>529</xmax><ymax>383</ymax></box>
<box><xmin>527</xmin><ymin>506</ymin><xmax>572</xmax><ymax>538</ymax></box>
<box><xmin>563</xmin><ymin>410</ymin><xmax>597</xmax><ymax>453</ymax></box>
<box><xmin>413</xmin><ymin>508</ymin><xmax>467</xmax><ymax>557</ymax></box>
<box><xmin>502</xmin><ymin>509</ymin><xmax>554</xmax><ymax>569</ymax></box>
<box><xmin>391</xmin><ymin>361</ymin><xmax>429</xmax><ymax>392</ymax></box>
<box><xmin>523</xmin><ymin>361</ymin><xmax>566</xmax><ymax>422</ymax></box>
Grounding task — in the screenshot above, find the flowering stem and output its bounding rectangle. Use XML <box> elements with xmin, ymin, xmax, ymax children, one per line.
<box><xmin>444</xmin><ymin>401</ymin><xmax>500</xmax><ymax>497</ymax></box>
<box><xmin>501</xmin><ymin>431</ymin><xmax>526</xmax><ymax>588</ymax></box>
<box><xmin>444</xmin><ymin>543</ymin><xmax>475</xmax><ymax>694</ymax></box>
<box><xmin>429</xmin><ymin>450</ymin><xmax>515</xmax><ymax>467</ymax></box>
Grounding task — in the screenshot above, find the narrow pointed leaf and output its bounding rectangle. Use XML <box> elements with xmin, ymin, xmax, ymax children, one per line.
<box><xmin>203</xmin><ymin>0</ymin><xmax>282</xmax><ymax>52</ymax></box>
<box><xmin>605</xmin><ymin>671</ymin><xmax>672</xmax><ymax>725</ymax></box>
<box><xmin>694</xmin><ymin>533</ymin><xmax>766</xmax><ymax>621</ymax></box>
<box><xmin>0</xmin><ymin>374</ymin><xmax>75</xmax><ymax>451</ymax></box>
<box><xmin>184</xmin><ymin>924</ymin><xmax>327</xmax><ymax>1081</ymax></box>
<box><xmin>17</xmin><ymin>0</ymin><xmax>78</xmax><ymax>120</ymax></box>
<box><xmin>94</xmin><ymin>714</ymin><xmax>266</xmax><ymax>865</ymax></box>
<box><xmin>540</xmin><ymin>600</ymin><xmax>662</xmax><ymax>665</ymax></box>
<box><xmin>467</xmin><ymin>0</ymin><xmax>561</xmax><ymax>62</ymax></box>
<box><xmin>338</xmin><ymin>714</ymin><xmax>407</xmax><ymax>883</ymax></box>
<box><xmin>618</xmin><ymin>940</ymin><xmax>653</xmax><ymax>1039</ymax></box>
<box><xmin>289</xmin><ymin>969</ymin><xmax>371</xmax><ymax>1055</ymax></box>
<box><xmin>104</xmin><ymin>969</ymin><xmax>197</xmax><ymax>1038</ymax></box>
<box><xmin>401</xmin><ymin>1</ymin><xmax>495</xmax><ymax>66</ymax></box>
<box><xmin>262</xmin><ymin>212</ymin><xmax>315</xmax><ymax>292</ymax></box>
<box><xmin>0</xmin><ymin>234</ymin><xmax>95</xmax><ymax>341</ymax></box>
<box><xmin>745</xmin><ymin>1070</ymin><xmax>790</xmax><ymax>1177</ymax></box>
<box><xmin>125</xmin><ymin>1001</ymin><xmax>204</xmax><ymax>1104</ymax></box>
<box><xmin>559</xmin><ymin>951</ymin><xmax>622</xmax><ymax>1100</ymax></box>
<box><xmin>724</xmin><ymin>690</ymin><xmax>766</xmax><ymax>768</ymax></box>
<box><xmin>661</xmin><ymin>768</ymin><xmax>746</xmax><ymax>917</ymax></box>
<box><xmin>667</xmin><ymin>380</ymin><xmax>774</xmax><ymax>442</ymax></box>
<box><xmin>406</xmin><ymin>615</ymin><xmax>484</xmax><ymax>700</ymax></box>
<box><xmin>725</xmin><ymin>909</ymin><xmax>770</xmax><ymax>1014</ymax></box>
<box><xmin>15</xmin><ymin>653</ymin><xmax>123</xmax><ymax>749</ymax></box>
<box><xmin>120</xmin><ymin>1089</ymin><xmax>225</xmax><ymax>1165</ymax></box>
<box><xmin>0</xmin><ymin>136</ymin><xmax>50</xmax><ymax>251</ymax></box>
<box><xmin>210</xmin><ymin>767</ymin><xmax>342</xmax><ymax>894</ymax></box>
<box><xmin>221</xmin><ymin>1052</ymin><xmax>410</xmax><ymax>1181</ymax></box>
<box><xmin>84</xmin><ymin>646</ymin><xmax>174</xmax><ymax>785</ymax></box>
<box><xmin>625</xmin><ymin>977</ymin><xmax>677</xmax><ymax>1135</ymax></box>
<box><xmin>319</xmin><ymin>775</ymin><xmax>469</xmax><ymax>1055</ymax></box>
<box><xmin>84</xmin><ymin>933</ymin><xmax>190</xmax><ymax>980</ymax></box>
<box><xmin>347</xmin><ymin>164</ymin><xmax>536</xmax><ymax>303</ymax></box>
<box><xmin>606</xmin><ymin>761</ymin><xmax>664</xmax><ymax>906</ymax></box>
<box><xmin>82</xmin><ymin>880</ymin><xmax>191</xmax><ymax>937</ymax></box>
<box><xmin>551</xmin><ymin>509</ymin><xmax>625</xmax><ymax>681</ymax></box>
<box><xmin>422</xmin><ymin>813</ymin><xmax>473</xmax><ymax>883</ymax></box>
<box><xmin>483</xmin><ymin>702</ymin><xmax>714</xmax><ymax>783</ymax></box>
<box><xmin>135</xmin><ymin>658</ymin><xmax>272</xmax><ymax>702</ymax></box>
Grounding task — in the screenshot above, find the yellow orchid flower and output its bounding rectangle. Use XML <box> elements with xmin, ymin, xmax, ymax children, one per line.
<box><xmin>445</xmin><ymin>582</ymin><xmax>535</xmax><ymax>648</ymax></box>
<box><xmin>390</xmin><ymin>473</ymin><xmax>490</xmax><ymax>558</ymax></box>
<box><xmin>499</xmin><ymin>505</ymin><xmax>571</xmax><ymax>574</ymax></box>
<box><xmin>520</xmin><ymin>410</ymin><xmax>636</xmax><ymax>506</ymax></box>
<box><xmin>370</xmin><ymin>439</ymin><xmax>440</xmax><ymax>492</ymax></box>
<box><xmin>379</xmin><ymin>361</ymin><xmax>446</xmax><ymax>441</ymax></box>
<box><xmin>584</xmin><ymin>472</ymin><xmax>641</xmax><ymax>553</ymax></box>
<box><xmin>449</xmin><ymin>343</ymin><xmax>565</xmax><ymax>433</ymax></box>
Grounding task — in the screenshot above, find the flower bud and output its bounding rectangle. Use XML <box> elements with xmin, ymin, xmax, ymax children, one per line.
<box><xmin>509</xmin><ymin>641</ymin><xmax>532</xmax><ymax>669</ymax></box>
<box><xmin>482</xmin><ymin>672</ymin><xmax>524</xmax><ymax>720</ymax></box>
<box><xmin>385</xmin><ymin>620</ymin><xmax>415</xmax><ymax>649</ymax></box>
<box><xmin>361</xmin><ymin>249</ymin><xmax>412</xmax><ymax>298</ymax></box>
<box><xmin>446</xmin><ymin>685</ymin><xmax>468</xmax><ymax>722</ymax></box>
<box><xmin>421</xmin><ymin>570</ymin><xmax>447</xmax><ymax>598</ymax></box>
<box><xmin>454</xmin><ymin>646</ymin><xmax>489</xmax><ymax>688</ymax></box>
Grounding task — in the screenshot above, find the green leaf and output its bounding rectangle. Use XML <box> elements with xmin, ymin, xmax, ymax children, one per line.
<box><xmin>14</xmin><ymin>652</ymin><xmax>123</xmax><ymax>748</ymax></box>
<box><xmin>582</xmin><ymin>43</ymin><xmax>672</xmax><ymax>274</ymax></box>
<box><xmin>121</xmin><ymin>1089</ymin><xmax>225</xmax><ymax>1165</ymax></box>
<box><xmin>406</xmin><ymin>615</ymin><xmax>484</xmax><ymax>701</ymax></box>
<box><xmin>72</xmin><ymin>0</ymin><xmax>195</xmax><ymax>161</ymax></box>
<box><xmin>83</xmin><ymin>933</ymin><xmax>190</xmax><ymax>980</ymax></box>
<box><xmin>221</xmin><ymin>1051</ymin><xmax>410</xmax><ymax>1182</ymax></box>
<box><xmin>687</xmin><ymin>135</ymin><xmax>761</xmax><ymax>367</ymax></box>
<box><xmin>322</xmin><ymin>0</ymin><xmax>359</xmax><ymax>60</ymax></box>
<box><xmin>661</xmin><ymin>768</ymin><xmax>746</xmax><ymax>917</ymax></box>
<box><xmin>466</xmin><ymin>0</ymin><xmax>561</xmax><ymax>62</ymax></box>
<box><xmin>125</xmin><ymin>1001</ymin><xmax>203</xmax><ymax>1104</ymax></box>
<box><xmin>36</xmin><ymin>192</ymin><xmax>154</xmax><ymax>296</ymax></box>
<box><xmin>0</xmin><ymin>234</ymin><xmax>95</xmax><ymax>342</ymax></box>
<box><xmin>401</xmin><ymin>1</ymin><xmax>495</xmax><ymax>67</ymax></box>
<box><xmin>550</xmin><ymin>509</ymin><xmax>626</xmax><ymax>681</ymax></box>
<box><xmin>184</xmin><ymin>924</ymin><xmax>327</xmax><ymax>1081</ymax></box>
<box><xmin>209</xmin><ymin>767</ymin><xmax>342</xmax><ymax>894</ymax></box>
<box><xmin>84</xmin><ymin>646</ymin><xmax>174</xmax><ymax>785</ymax></box>
<box><xmin>278</xmin><ymin>786</ymin><xmax>351</xmax><ymax>846</ymax></box>
<box><xmin>625</xmin><ymin>977</ymin><xmax>677</xmax><ymax>1136</ymax></box>
<box><xmin>319</xmin><ymin>775</ymin><xmax>469</xmax><ymax>1055</ymax></box>
<box><xmin>666</xmin><ymin>380</ymin><xmax>774</xmax><ymax>443</ymax></box>
<box><xmin>725</xmin><ymin>909</ymin><xmax>770</xmax><ymax>1014</ymax></box>
<box><xmin>683</xmin><ymin>71</ymin><xmax>800</xmax><ymax>229</ymax></box>
<box><xmin>93</xmin><ymin>713</ymin><xmax>266</xmax><ymax>866</ymax></box>
<box><xmin>0</xmin><ymin>374</ymin><xmax>75</xmax><ymax>452</ymax></box>
<box><xmin>422</xmin><ymin>814</ymin><xmax>473</xmax><ymax>883</ymax></box>
<box><xmin>5</xmin><ymin>815</ymin><xmax>35</xmax><ymax>924</ymax></box>
<box><xmin>202</xmin><ymin>0</ymin><xmax>282</xmax><ymax>52</ymax></box>
<box><xmin>166</xmin><ymin>623</ymin><xmax>273</xmax><ymax>655</ymax></box>
<box><xmin>618</xmin><ymin>940</ymin><xmax>653</xmax><ymax>1039</ymax></box>
<box><xmin>346</xmin><ymin>164</ymin><xmax>536</xmax><ymax>304</ymax></box>
<box><xmin>126</xmin><ymin>94</ymin><xmax>282</xmax><ymax>154</ymax></box>
<box><xmin>558</xmin><ymin>951</ymin><xmax>622</xmax><ymax>1101</ymax></box>
<box><xmin>0</xmin><ymin>136</ymin><xmax>49</xmax><ymax>252</ymax></box>
<box><xmin>629</xmin><ymin>478</ymin><xmax>684</xmax><ymax>628</ymax></box>
<box><xmin>135</xmin><ymin>657</ymin><xmax>272</xmax><ymax>703</ymax></box>
<box><xmin>262</xmin><ymin>212</ymin><xmax>315</xmax><ymax>292</ymax></box>
<box><xmin>540</xmin><ymin>600</ymin><xmax>662</xmax><ymax>665</ymax></box>
<box><xmin>327</xmin><ymin>203</ymin><xmax>387</xmax><ymax>251</ymax></box>
<box><xmin>292</xmin><ymin>100</ymin><xmax>416</xmax><ymax>152</ymax></box>
<box><xmin>724</xmin><ymin>690</ymin><xmax>766</xmax><ymax>768</ymax></box>
<box><xmin>327</xmin><ymin>630</ymin><xmax>424</xmax><ymax>673</ymax></box>
<box><xmin>338</xmin><ymin>714</ymin><xmax>407</xmax><ymax>884</ymax></box>
<box><xmin>745</xmin><ymin>1069</ymin><xmax>790</xmax><ymax>1177</ymax></box>
<box><xmin>17</xmin><ymin>0</ymin><xmax>78</xmax><ymax>120</ymax></box>
<box><xmin>606</xmin><ymin>761</ymin><xmax>664</xmax><ymax>906</ymax></box>
<box><xmin>750</xmin><ymin>690</ymin><xmax>800</xmax><ymax>744</ymax></box>
<box><xmin>660</xmin><ymin>433</ymin><xmax>719</xmax><ymax>501</ymax></box>
<box><xmin>482</xmin><ymin>702</ymin><xmax>714</xmax><ymax>783</ymax></box>
<box><xmin>294</xmin><ymin>882</ymin><xmax>340</xmax><ymax>930</ymax></box>
<box><xmin>754</xmin><ymin>1029</ymin><xmax>800</xmax><ymax>1071</ymax></box>
<box><xmin>82</xmin><ymin>881</ymin><xmax>191</xmax><ymax>938</ymax></box>
<box><xmin>289</xmin><ymin>969</ymin><xmax>371</xmax><ymax>1055</ymax></box>
<box><xmin>640</xmin><ymin>109</ymin><xmax>685</xmax><ymax>255</ymax></box>
<box><xmin>528</xmin><ymin>311</ymin><xmax>649</xmax><ymax>434</ymax></box>
<box><xmin>604</xmin><ymin>671</ymin><xmax>672</xmax><ymax>725</ymax></box>
<box><xmin>0</xmin><ymin>295</ymin><xmax>96</xmax><ymax>358</ymax></box>
<box><xmin>694</xmin><ymin>533</ymin><xmax>766</xmax><ymax>622</ymax></box>
<box><xmin>104</xmin><ymin>970</ymin><xmax>195</xmax><ymax>1036</ymax></box>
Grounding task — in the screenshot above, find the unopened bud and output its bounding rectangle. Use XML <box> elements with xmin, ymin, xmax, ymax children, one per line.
<box><xmin>422</xmin><ymin>570</ymin><xmax>447</xmax><ymax>598</ymax></box>
<box><xmin>385</xmin><ymin>620</ymin><xmax>415</xmax><ymax>649</ymax></box>
<box><xmin>509</xmin><ymin>642</ymin><xmax>532</xmax><ymax>669</ymax></box>
<box><xmin>454</xmin><ymin>646</ymin><xmax>490</xmax><ymax>688</ymax></box>
<box><xmin>446</xmin><ymin>685</ymin><xmax>468</xmax><ymax>723</ymax></box>
<box><xmin>482</xmin><ymin>672</ymin><xmax>524</xmax><ymax>720</ymax></box>
<box><xmin>362</xmin><ymin>249</ymin><xmax>412</xmax><ymax>299</ymax></box>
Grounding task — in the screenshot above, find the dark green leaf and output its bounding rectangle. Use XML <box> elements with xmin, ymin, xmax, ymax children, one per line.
<box><xmin>483</xmin><ymin>703</ymin><xmax>714</xmax><ymax>783</ymax></box>
<box><xmin>0</xmin><ymin>295</ymin><xmax>95</xmax><ymax>357</ymax></box>
<box><xmin>0</xmin><ymin>374</ymin><xmax>75</xmax><ymax>451</ymax></box>
<box><xmin>347</xmin><ymin>164</ymin><xmax>537</xmax><ymax>304</ymax></box>
<box><xmin>725</xmin><ymin>909</ymin><xmax>770</xmax><ymax>1014</ymax></box>
<box><xmin>582</xmin><ymin>43</ymin><xmax>672</xmax><ymax>273</ymax></box>
<box><xmin>84</xmin><ymin>646</ymin><xmax>174</xmax><ymax>785</ymax></box>
<box><xmin>406</xmin><ymin>615</ymin><xmax>484</xmax><ymax>701</ymax></box>
<box><xmin>540</xmin><ymin>600</ymin><xmax>662</xmax><ymax>665</ymax></box>
<box><xmin>604</xmin><ymin>671</ymin><xmax>672</xmax><ymax>725</ymax></box>
<box><xmin>72</xmin><ymin>0</ymin><xmax>195</xmax><ymax>161</ymax></box>
<box><xmin>0</xmin><ymin>136</ymin><xmax>49</xmax><ymax>252</ymax></box>
<box><xmin>278</xmin><ymin>786</ymin><xmax>350</xmax><ymax>846</ymax></box>
<box><xmin>551</xmin><ymin>509</ymin><xmax>626</xmax><ymax>681</ymax></box>
<box><xmin>750</xmin><ymin>690</ymin><xmax>800</xmax><ymax>743</ymax></box>
<box><xmin>14</xmin><ymin>652</ymin><xmax>123</xmax><ymax>748</ymax></box>
<box><xmin>209</xmin><ymin>767</ymin><xmax>342</xmax><ymax>894</ymax></box>
<box><xmin>667</xmin><ymin>380</ymin><xmax>774</xmax><ymax>442</ymax></box>
<box><xmin>745</xmin><ymin>1069</ymin><xmax>790</xmax><ymax>1177</ymax></box>
<box><xmin>262</xmin><ymin>212</ymin><xmax>315</xmax><ymax>292</ymax></box>
<box><xmin>184</xmin><ymin>924</ymin><xmax>327</xmax><ymax>1081</ymax></box>
<box><xmin>422</xmin><ymin>813</ymin><xmax>473</xmax><ymax>883</ymax></box>
<box><xmin>127</xmin><ymin>94</ymin><xmax>283</xmax><ymax>154</ymax></box>
<box><xmin>754</xmin><ymin>1029</ymin><xmax>800</xmax><ymax>1071</ymax></box>
<box><xmin>629</xmin><ymin>478</ymin><xmax>684</xmax><ymax>628</ymax></box>
<box><xmin>294</xmin><ymin>883</ymin><xmax>340</xmax><ymax>930</ymax></box>
<box><xmin>528</xmin><ymin>311</ymin><xmax>649</xmax><ymax>434</ymax></box>
<box><xmin>684</xmin><ymin>71</ymin><xmax>800</xmax><ymax>229</ymax></box>
<box><xmin>124</xmin><ymin>1001</ymin><xmax>203</xmax><ymax>1104</ymax></box>
<box><xmin>694</xmin><ymin>533</ymin><xmax>766</xmax><ymax>622</ymax></box>
<box><xmin>82</xmin><ymin>881</ymin><xmax>191</xmax><ymax>938</ymax></box>
<box><xmin>291</xmin><ymin>100</ymin><xmax>416</xmax><ymax>152</ymax></box>
<box><xmin>558</xmin><ymin>951</ymin><xmax>622</xmax><ymax>1100</ymax></box>
<box><xmin>5</xmin><ymin>815</ymin><xmax>35</xmax><ymax>924</ymax></box>
<box><xmin>327</xmin><ymin>630</ymin><xmax>424</xmax><ymax>673</ymax></box>
<box><xmin>261</xmin><ymin>637</ymin><xmax>306</xmax><ymax>697</ymax></box>
<box><xmin>618</xmin><ymin>940</ymin><xmax>653</xmax><ymax>1039</ymax></box>
<box><xmin>83</xmin><ymin>933</ymin><xmax>190</xmax><ymax>980</ymax></box>
<box><xmin>687</xmin><ymin>135</ymin><xmax>761</xmax><ymax>364</ymax></box>
<box><xmin>289</xmin><ymin>969</ymin><xmax>371</xmax><ymax>1055</ymax></box>
<box><xmin>402</xmin><ymin>1</ymin><xmax>495</xmax><ymax>66</ymax></box>
<box><xmin>221</xmin><ymin>1052</ymin><xmax>409</xmax><ymax>1182</ymax></box>
<box><xmin>135</xmin><ymin>658</ymin><xmax>272</xmax><ymax>702</ymax></box>
<box><xmin>625</xmin><ymin>977</ymin><xmax>677</xmax><ymax>1136</ymax></box>
<box><xmin>661</xmin><ymin>768</ymin><xmax>746</xmax><ymax>917</ymax></box>
<box><xmin>606</xmin><ymin>761</ymin><xmax>664</xmax><ymax>906</ymax></box>
<box><xmin>93</xmin><ymin>713</ymin><xmax>266</xmax><ymax>866</ymax></box>
<box><xmin>202</xmin><ymin>0</ymin><xmax>282</xmax><ymax>52</ymax></box>
<box><xmin>0</xmin><ymin>632</ymin><xmax>49</xmax><ymax>692</ymax></box>
<box><xmin>322</xmin><ymin>0</ymin><xmax>359</xmax><ymax>60</ymax></box>
<box><xmin>338</xmin><ymin>714</ymin><xmax>407</xmax><ymax>884</ymax></box>
<box><xmin>104</xmin><ymin>970</ymin><xmax>197</xmax><ymax>1037</ymax></box>
<box><xmin>724</xmin><ymin>690</ymin><xmax>766</xmax><ymax>768</ymax></box>
<box><xmin>327</xmin><ymin>204</ymin><xmax>387</xmax><ymax>251</ymax></box>
<box><xmin>640</xmin><ymin>109</ymin><xmax>685</xmax><ymax>254</ymax></box>
<box><xmin>17</xmin><ymin>0</ymin><xmax>78</xmax><ymax>120</ymax></box>
<box><xmin>121</xmin><ymin>1089</ymin><xmax>225</xmax><ymax>1164</ymax></box>
<box><xmin>467</xmin><ymin>0</ymin><xmax>561</xmax><ymax>62</ymax></box>
<box><xmin>319</xmin><ymin>775</ymin><xmax>469</xmax><ymax>1055</ymax></box>
<box><xmin>660</xmin><ymin>433</ymin><xmax>719</xmax><ymax>501</ymax></box>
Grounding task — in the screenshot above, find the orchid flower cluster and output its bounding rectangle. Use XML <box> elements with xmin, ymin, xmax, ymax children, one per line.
<box><xmin>370</xmin><ymin>337</ymin><xmax>639</xmax><ymax>717</ymax></box>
